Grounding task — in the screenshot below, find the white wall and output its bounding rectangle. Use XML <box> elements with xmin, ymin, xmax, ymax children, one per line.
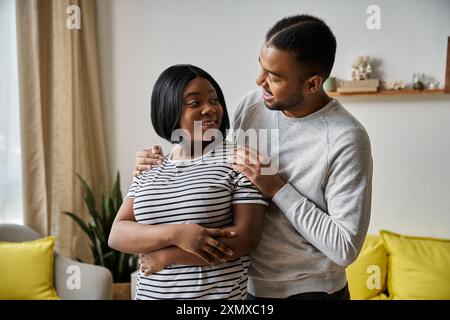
<box><xmin>97</xmin><ymin>0</ymin><xmax>450</xmax><ymax>238</ymax></box>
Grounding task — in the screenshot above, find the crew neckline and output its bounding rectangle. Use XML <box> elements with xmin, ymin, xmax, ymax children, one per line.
<box><xmin>277</xmin><ymin>98</ymin><xmax>337</xmax><ymax>123</ymax></box>
<box><xmin>167</xmin><ymin>141</ymin><xmax>224</xmax><ymax>164</ymax></box>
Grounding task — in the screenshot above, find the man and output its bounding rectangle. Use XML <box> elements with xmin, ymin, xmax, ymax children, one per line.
<box><xmin>134</xmin><ymin>14</ymin><xmax>372</xmax><ymax>300</ymax></box>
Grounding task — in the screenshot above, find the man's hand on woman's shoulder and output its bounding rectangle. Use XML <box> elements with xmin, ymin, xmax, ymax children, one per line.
<box><xmin>134</xmin><ymin>145</ymin><xmax>165</xmax><ymax>176</ymax></box>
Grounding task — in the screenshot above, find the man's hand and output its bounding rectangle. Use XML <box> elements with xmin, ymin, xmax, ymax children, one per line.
<box><xmin>139</xmin><ymin>252</ymin><xmax>167</xmax><ymax>276</ymax></box>
<box><xmin>173</xmin><ymin>224</ymin><xmax>236</xmax><ymax>264</ymax></box>
<box><xmin>230</xmin><ymin>146</ymin><xmax>286</xmax><ymax>198</ymax></box>
<box><xmin>134</xmin><ymin>145</ymin><xmax>165</xmax><ymax>176</ymax></box>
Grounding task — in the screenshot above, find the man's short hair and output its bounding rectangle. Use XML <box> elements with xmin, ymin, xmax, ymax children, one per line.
<box><xmin>266</xmin><ymin>14</ymin><xmax>337</xmax><ymax>80</ymax></box>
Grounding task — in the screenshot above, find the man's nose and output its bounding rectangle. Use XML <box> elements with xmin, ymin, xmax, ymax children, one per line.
<box><xmin>256</xmin><ymin>68</ymin><xmax>266</xmax><ymax>86</ymax></box>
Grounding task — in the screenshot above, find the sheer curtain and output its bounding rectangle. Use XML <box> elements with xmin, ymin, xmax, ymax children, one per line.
<box><xmin>0</xmin><ymin>0</ymin><xmax>23</xmax><ymax>225</ymax></box>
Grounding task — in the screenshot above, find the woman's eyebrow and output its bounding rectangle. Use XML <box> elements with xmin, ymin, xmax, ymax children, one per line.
<box><xmin>183</xmin><ymin>89</ymin><xmax>216</xmax><ymax>98</ymax></box>
<box><xmin>184</xmin><ymin>92</ymin><xmax>200</xmax><ymax>98</ymax></box>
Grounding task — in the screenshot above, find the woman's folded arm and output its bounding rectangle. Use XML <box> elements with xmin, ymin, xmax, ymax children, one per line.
<box><xmin>139</xmin><ymin>203</ymin><xmax>266</xmax><ymax>274</ymax></box>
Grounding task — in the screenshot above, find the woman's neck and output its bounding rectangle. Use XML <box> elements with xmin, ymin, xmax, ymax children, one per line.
<box><xmin>172</xmin><ymin>140</ymin><xmax>215</xmax><ymax>160</ymax></box>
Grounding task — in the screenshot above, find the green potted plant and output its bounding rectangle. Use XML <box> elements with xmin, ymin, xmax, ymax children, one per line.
<box><xmin>63</xmin><ymin>172</ymin><xmax>138</xmax><ymax>300</ymax></box>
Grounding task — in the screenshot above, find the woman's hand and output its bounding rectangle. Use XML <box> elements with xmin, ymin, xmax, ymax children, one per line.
<box><xmin>134</xmin><ymin>145</ymin><xmax>165</xmax><ymax>176</ymax></box>
<box><xmin>174</xmin><ymin>224</ymin><xmax>237</xmax><ymax>264</ymax></box>
<box><xmin>139</xmin><ymin>252</ymin><xmax>167</xmax><ymax>276</ymax></box>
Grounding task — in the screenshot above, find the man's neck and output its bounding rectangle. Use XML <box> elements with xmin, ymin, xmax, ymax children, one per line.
<box><xmin>283</xmin><ymin>91</ymin><xmax>332</xmax><ymax>118</ymax></box>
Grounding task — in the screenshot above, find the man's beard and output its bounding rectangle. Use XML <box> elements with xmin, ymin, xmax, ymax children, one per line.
<box><xmin>263</xmin><ymin>93</ymin><xmax>305</xmax><ymax>112</ymax></box>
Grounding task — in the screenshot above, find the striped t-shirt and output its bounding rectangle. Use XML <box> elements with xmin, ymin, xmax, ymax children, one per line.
<box><xmin>126</xmin><ymin>141</ymin><xmax>268</xmax><ymax>300</ymax></box>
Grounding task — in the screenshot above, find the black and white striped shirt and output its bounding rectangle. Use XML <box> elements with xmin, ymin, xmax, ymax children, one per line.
<box><xmin>127</xmin><ymin>142</ymin><xmax>268</xmax><ymax>300</ymax></box>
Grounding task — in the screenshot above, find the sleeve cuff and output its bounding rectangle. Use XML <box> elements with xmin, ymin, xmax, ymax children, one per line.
<box><xmin>272</xmin><ymin>183</ymin><xmax>306</xmax><ymax>215</ymax></box>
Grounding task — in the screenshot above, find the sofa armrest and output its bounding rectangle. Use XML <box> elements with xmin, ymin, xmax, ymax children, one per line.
<box><xmin>130</xmin><ymin>270</ymin><xmax>138</xmax><ymax>300</ymax></box>
<box><xmin>54</xmin><ymin>254</ymin><xmax>113</xmax><ymax>300</ymax></box>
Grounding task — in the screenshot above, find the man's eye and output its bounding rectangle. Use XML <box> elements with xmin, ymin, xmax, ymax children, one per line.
<box><xmin>269</xmin><ymin>76</ymin><xmax>280</xmax><ymax>83</ymax></box>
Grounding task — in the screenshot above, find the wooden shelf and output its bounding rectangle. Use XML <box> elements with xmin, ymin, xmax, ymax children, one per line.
<box><xmin>328</xmin><ymin>89</ymin><xmax>446</xmax><ymax>97</ymax></box>
<box><xmin>328</xmin><ymin>37</ymin><xmax>450</xmax><ymax>97</ymax></box>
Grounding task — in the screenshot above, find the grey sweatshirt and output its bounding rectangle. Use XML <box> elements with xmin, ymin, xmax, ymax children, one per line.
<box><xmin>231</xmin><ymin>89</ymin><xmax>373</xmax><ymax>298</ymax></box>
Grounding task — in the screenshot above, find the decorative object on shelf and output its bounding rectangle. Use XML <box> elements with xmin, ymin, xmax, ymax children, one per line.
<box><xmin>383</xmin><ymin>80</ymin><xmax>406</xmax><ymax>91</ymax></box>
<box><xmin>323</xmin><ymin>76</ymin><xmax>337</xmax><ymax>92</ymax></box>
<box><xmin>337</xmin><ymin>55</ymin><xmax>380</xmax><ymax>93</ymax></box>
<box><xmin>412</xmin><ymin>73</ymin><xmax>425</xmax><ymax>91</ymax></box>
<box><xmin>63</xmin><ymin>172</ymin><xmax>138</xmax><ymax>300</ymax></box>
<box><xmin>338</xmin><ymin>79</ymin><xmax>379</xmax><ymax>93</ymax></box>
<box><xmin>351</xmin><ymin>55</ymin><xmax>373</xmax><ymax>81</ymax></box>
<box><xmin>427</xmin><ymin>81</ymin><xmax>439</xmax><ymax>90</ymax></box>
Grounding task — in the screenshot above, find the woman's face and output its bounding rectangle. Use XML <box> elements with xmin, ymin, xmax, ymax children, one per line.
<box><xmin>178</xmin><ymin>77</ymin><xmax>223</xmax><ymax>141</ymax></box>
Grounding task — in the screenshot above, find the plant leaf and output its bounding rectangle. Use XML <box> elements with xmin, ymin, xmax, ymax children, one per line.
<box><xmin>118</xmin><ymin>252</ymin><xmax>125</xmax><ymax>281</ymax></box>
<box><xmin>112</xmin><ymin>172</ymin><xmax>123</xmax><ymax>211</ymax></box>
<box><xmin>87</xmin><ymin>224</ymin><xmax>104</xmax><ymax>266</ymax></box>
<box><xmin>76</xmin><ymin>174</ymin><xmax>105</xmax><ymax>238</ymax></box>
<box><xmin>63</xmin><ymin>211</ymin><xmax>95</xmax><ymax>245</ymax></box>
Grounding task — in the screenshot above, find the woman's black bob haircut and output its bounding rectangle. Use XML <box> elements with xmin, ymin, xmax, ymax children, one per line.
<box><xmin>150</xmin><ymin>64</ymin><xmax>230</xmax><ymax>143</ymax></box>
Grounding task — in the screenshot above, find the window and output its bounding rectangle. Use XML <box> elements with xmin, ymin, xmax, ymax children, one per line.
<box><xmin>0</xmin><ymin>0</ymin><xmax>23</xmax><ymax>224</ymax></box>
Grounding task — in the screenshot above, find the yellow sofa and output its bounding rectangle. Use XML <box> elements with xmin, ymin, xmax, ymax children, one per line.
<box><xmin>346</xmin><ymin>230</ymin><xmax>450</xmax><ymax>300</ymax></box>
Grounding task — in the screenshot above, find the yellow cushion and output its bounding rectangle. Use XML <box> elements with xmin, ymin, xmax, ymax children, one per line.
<box><xmin>0</xmin><ymin>236</ymin><xmax>60</xmax><ymax>300</ymax></box>
<box><xmin>369</xmin><ymin>293</ymin><xmax>390</xmax><ymax>300</ymax></box>
<box><xmin>346</xmin><ymin>234</ymin><xmax>388</xmax><ymax>300</ymax></box>
<box><xmin>380</xmin><ymin>230</ymin><xmax>450</xmax><ymax>300</ymax></box>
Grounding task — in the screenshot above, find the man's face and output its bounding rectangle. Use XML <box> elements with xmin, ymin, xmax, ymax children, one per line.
<box><xmin>256</xmin><ymin>43</ymin><xmax>306</xmax><ymax>111</ymax></box>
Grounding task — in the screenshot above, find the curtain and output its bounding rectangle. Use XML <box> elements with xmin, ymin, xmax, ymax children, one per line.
<box><xmin>16</xmin><ymin>0</ymin><xmax>109</xmax><ymax>261</ymax></box>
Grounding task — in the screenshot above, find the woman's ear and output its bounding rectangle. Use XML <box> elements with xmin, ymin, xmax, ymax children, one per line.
<box><xmin>304</xmin><ymin>75</ymin><xmax>324</xmax><ymax>93</ymax></box>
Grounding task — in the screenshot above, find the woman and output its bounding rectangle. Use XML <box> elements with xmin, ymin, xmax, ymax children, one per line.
<box><xmin>108</xmin><ymin>64</ymin><xmax>268</xmax><ymax>300</ymax></box>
